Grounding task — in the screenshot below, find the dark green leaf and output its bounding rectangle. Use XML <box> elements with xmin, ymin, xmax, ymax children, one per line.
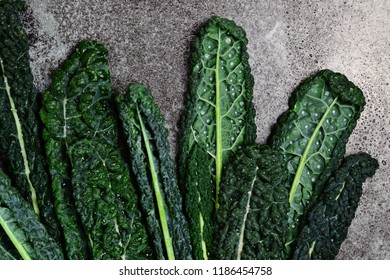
<box><xmin>116</xmin><ymin>83</ymin><xmax>192</xmax><ymax>260</ymax></box>
<box><xmin>294</xmin><ymin>153</ymin><xmax>379</xmax><ymax>259</ymax></box>
<box><xmin>214</xmin><ymin>145</ymin><xmax>290</xmax><ymax>260</ymax></box>
<box><xmin>184</xmin><ymin>144</ymin><xmax>214</xmax><ymax>260</ymax></box>
<box><xmin>269</xmin><ymin>69</ymin><xmax>365</xmax><ymax>251</ymax></box>
<box><xmin>179</xmin><ymin>16</ymin><xmax>256</xmax><ymax>259</ymax></box>
<box><xmin>41</xmin><ymin>41</ymin><xmax>152</xmax><ymax>260</ymax></box>
<box><xmin>0</xmin><ymin>0</ymin><xmax>61</xmax><ymax>242</ymax></box>
<box><xmin>0</xmin><ymin>170</ymin><xmax>63</xmax><ymax>260</ymax></box>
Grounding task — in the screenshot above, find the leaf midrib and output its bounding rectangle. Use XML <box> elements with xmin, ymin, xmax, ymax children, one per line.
<box><xmin>214</xmin><ymin>27</ymin><xmax>222</xmax><ymax>209</ymax></box>
<box><xmin>137</xmin><ymin>105</ymin><xmax>175</xmax><ymax>260</ymax></box>
<box><xmin>0</xmin><ymin>57</ymin><xmax>40</xmax><ymax>217</ymax></box>
<box><xmin>289</xmin><ymin>97</ymin><xmax>339</xmax><ymax>205</ymax></box>
<box><xmin>236</xmin><ymin>166</ymin><xmax>258</xmax><ymax>260</ymax></box>
<box><xmin>0</xmin><ymin>208</ymin><xmax>31</xmax><ymax>260</ymax></box>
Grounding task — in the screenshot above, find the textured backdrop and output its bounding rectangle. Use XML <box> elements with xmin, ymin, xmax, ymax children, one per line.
<box><xmin>24</xmin><ymin>0</ymin><xmax>390</xmax><ymax>259</ymax></box>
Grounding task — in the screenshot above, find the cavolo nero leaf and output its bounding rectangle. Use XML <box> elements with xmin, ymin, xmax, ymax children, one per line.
<box><xmin>184</xmin><ymin>144</ymin><xmax>214</xmax><ymax>260</ymax></box>
<box><xmin>0</xmin><ymin>170</ymin><xmax>63</xmax><ymax>260</ymax></box>
<box><xmin>40</xmin><ymin>41</ymin><xmax>152</xmax><ymax>260</ymax></box>
<box><xmin>0</xmin><ymin>0</ymin><xmax>61</xmax><ymax>241</ymax></box>
<box><xmin>214</xmin><ymin>145</ymin><xmax>290</xmax><ymax>260</ymax></box>
<box><xmin>269</xmin><ymin>69</ymin><xmax>366</xmax><ymax>252</ymax></box>
<box><xmin>179</xmin><ymin>16</ymin><xmax>256</xmax><ymax>259</ymax></box>
<box><xmin>294</xmin><ymin>153</ymin><xmax>379</xmax><ymax>260</ymax></box>
<box><xmin>115</xmin><ymin>84</ymin><xmax>192</xmax><ymax>260</ymax></box>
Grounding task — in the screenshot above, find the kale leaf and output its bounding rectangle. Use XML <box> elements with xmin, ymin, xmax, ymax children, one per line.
<box><xmin>116</xmin><ymin>84</ymin><xmax>192</xmax><ymax>260</ymax></box>
<box><xmin>214</xmin><ymin>145</ymin><xmax>290</xmax><ymax>260</ymax></box>
<box><xmin>0</xmin><ymin>170</ymin><xmax>63</xmax><ymax>260</ymax></box>
<box><xmin>41</xmin><ymin>41</ymin><xmax>152</xmax><ymax>260</ymax></box>
<box><xmin>269</xmin><ymin>69</ymin><xmax>366</xmax><ymax>253</ymax></box>
<box><xmin>294</xmin><ymin>153</ymin><xmax>379</xmax><ymax>259</ymax></box>
<box><xmin>179</xmin><ymin>16</ymin><xmax>256</xmax><ymax>259</ymax></box>
<box><xmin>0</xmin><ymin>0</ymin><xmax>61</xmax><ymax>242</ymax></box>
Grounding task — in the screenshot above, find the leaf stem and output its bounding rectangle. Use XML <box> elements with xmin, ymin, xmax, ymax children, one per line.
<box><xmin>137</xmin><ymin>105</ymin><xmax>175</xmax><ymax>260</ymax></box>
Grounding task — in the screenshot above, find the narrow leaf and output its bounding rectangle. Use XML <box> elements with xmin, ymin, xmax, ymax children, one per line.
<box><xmin>269</xmin><ymin>69</ymin><xmax>365</xmax><ymax>251</ymax></box>
<box><xmin>0</xmin><ymin>170</ymin><xmax>63</xmax><ymax>260</ymax></box>
<box><xmin>116</xmin><ymin>83</ymin><xmax>192</xmax><ymax>260</ymax></box>
<box><xmin>179</xmin><ymin>16</ymin><xmax>256</xmax><ymax>259</ymax></box>
<box><xmin>294</xmin><ymin>153</ymin><xmax>379</xmax><ymax>259</ymax></box>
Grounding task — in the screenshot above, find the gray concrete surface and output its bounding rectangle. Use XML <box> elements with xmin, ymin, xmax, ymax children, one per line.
<box><xmin>23</xmin><ymin>0</ymin><xmax>389</xmax><ymax>259</ymax></box>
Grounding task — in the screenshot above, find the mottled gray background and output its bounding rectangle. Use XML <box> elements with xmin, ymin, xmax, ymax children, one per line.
<box><xmin>23</xmin><ymin>0</ymin><xmax>389</xmax><ymax>259</ymax></box>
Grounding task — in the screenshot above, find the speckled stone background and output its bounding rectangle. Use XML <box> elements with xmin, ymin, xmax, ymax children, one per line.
<box><xmin>23</xmin><ymin>0</ymin><xmax>389</xmax><ymax>259</ymax></box>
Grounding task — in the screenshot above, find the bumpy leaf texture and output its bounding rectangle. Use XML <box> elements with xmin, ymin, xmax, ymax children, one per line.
<box><xmin>0</xmin><ymin>170</ymin><xmax>63</xmax><ymax>260</ymax></box>
<box><xmin>0</xmin><ymin>0</ymin><xmax>60</xmax><ymax>241</ymax></box>
<box><xmin>41</xmin><ymin>41</ymin><xmax>152</xmax><ymax>260</ymax></box>
<box><xmin>214</xmin><ymin>145</ymin><xmax>290</xmax><ymax>260</ymax></box>
<box><xmin>294</xmin><ymin>153</ymin><xmax>379</xmax><ymax>259</ymax></box>
<box><xmin>184</xmin><ymin>144</ymin><xmax>214</xmax><ymax>260</ymax></box>
<box><xmin>269</xmin><ymin>69</ymin><xmax>366</xmax><ymax>252</ymax></box>
<box><xmin>116</xmin><ymin>84</ymin><xmax>192</xmax><ymax>260</ymax></box>
<box><xmin>179</xmin><ymin>16</ymin><xmax>256</xmax><ymax>259</ymax></box>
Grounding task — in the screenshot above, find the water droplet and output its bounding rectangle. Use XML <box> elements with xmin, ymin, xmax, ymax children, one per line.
<box><xmin>301</xmin><ymin>110</ymin><xmax>306</xmax><ymax>115</ymax></box>
<box><xmin>239</xmin><ymin>101</ymin><xmax>244</xmax><ymax>106</ymax></box>
<box><xmin>228</xmin><ymin>53</ymin><xmax>232</xmax><ymax>58</ymax></box>
<box><xmin>206</xmin><ymin>119</ymin><xmax>210</xmax><ymax>124</ymax></box>
<box><xmin>317</xmin><ymin>164</ymin><xmax>321</xmax><ymax>169</ymax></box>
<box><xmin>289</xmin><ymin>141</ymin><xmax>293</xmax><ymax>144</ymax></box>
<box><xmin>239</xmin><ymin>120</ymin><xmax>242</xmax><ymax>124</ymax></box>
<box><xmin>305</xmin><ymin>125</ymin><xmax>308</xmax><ymax>129</ymax></box>
<box><xmin>312</xmin><ymin>178</ymin><xmax>316</xmax><ymax>182</ymax></box>
<box><xmin>230</xmin><ymin>61</ymin><xmax>234</xmax><ymax>66</ymax></box>
<box><xmin>208</xmin><ymin>45</ymin><xmax>212</xmax><ymax>49</ymax></box>
<box><xmin>225</xmin><ymin>37</ymin><xmax>232</xmax><ymax>44</ymax></box>
<box><xmin>232</xmin><ymin>92</ymin><xmax>236</xmax><ymax>96</ymax></box>
<box><xmin>203</xmin><ymin>130</ymin><xmax>207</xmax><ymax>134</ymax></box>
<box><xmin>201</xmin><ymin>111</ymin><xmax>205</xmax><ymax>115</ymax></box>
<box><xmin>205</xmin><ymin>53</ymin><xmax>211</xmax><ymax>59</ymax></box>
<box><xmin>231</xmin><ymin>137</ymin><xmax>235</xmax><ymax>141</ymax></box>
<box><xmin>325</xmin><ymin>91</ymin><xmax>330</xmax><ymax>96</ymax></box>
